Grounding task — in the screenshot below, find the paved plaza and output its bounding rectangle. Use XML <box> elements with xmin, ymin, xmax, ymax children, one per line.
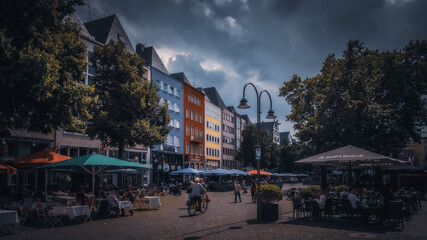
<box><xmin>1</xmin><ymin>184</ymin><xmax>426</xmax><ymax>240</ymax></box>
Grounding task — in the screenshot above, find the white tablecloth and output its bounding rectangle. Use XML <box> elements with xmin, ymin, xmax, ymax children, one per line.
<box><xmin>30</xmin><ymin>202</ymin><xmax>60</xmax><ymax>210</ymax></box>
<box><xmin>0</xmin><ymin>210</ymin><xmax>20</xmax><ymax>225</ymax></box>
<box><xmin>118</xmin><ymin>201</ymin><xmax>133</xmax><ymax>210</ymax></box>
<box><xmin>54</xmin><ymin>196</ymin><xmax>76</xmax><ymax>206</ymax></box>
<box><xmin>145</xmin><ymin>196</ymin><xmax>161</xmax><ymax>207</ymax></box>
<box><xmin>49</xmin><ymin>205</ymin><xmax>90</xmax><ymax>219</ymax></box>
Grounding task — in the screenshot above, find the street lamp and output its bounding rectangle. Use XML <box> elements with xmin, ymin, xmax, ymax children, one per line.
<box><xmin>238</xmin><ymin>82</ymin><xmax>276</xmax><ymax>221</ymax></box>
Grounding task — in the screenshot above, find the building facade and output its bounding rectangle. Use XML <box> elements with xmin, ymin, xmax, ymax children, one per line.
<box><xmin>139</xmin><ymin>46</ymin><xmax>184</xmax><ymax>183</ymax></box>
<box><xmin>222</xmin><ymin>108</ymin><xmax>236</xmax><ymax>169</ymax></box>
<box><xmin>204</xmin><ymin>94</ymin><xmax>222</xmax><ymax>169</ymax></box>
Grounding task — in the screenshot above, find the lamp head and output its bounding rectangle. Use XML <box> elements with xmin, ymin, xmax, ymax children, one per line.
<box><xmin>237</xmin><ymin>98</ymin><xmax>250</xmax><ymax>109</ymax></box>
<box><xmin>266</xmin><ymin>109</ymin><xmax>276</xmax><ymax>119</ymax></box>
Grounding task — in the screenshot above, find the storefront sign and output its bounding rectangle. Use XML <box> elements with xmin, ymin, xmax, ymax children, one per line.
<box><xmin>163</xmin><ymin>163</ymin><xmax>170</xmax><ymax>172</ymax></box>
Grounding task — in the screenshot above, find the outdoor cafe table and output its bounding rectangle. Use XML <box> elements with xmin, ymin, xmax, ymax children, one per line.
<box><xmin>54</xmin><ymin>196</ymin><xmax>76</xmax><ymax>206</ymax></box>
<box><xmin>0</xmin><ymin>210</ymin><xmax>20</xmax><ymax>226</ymax></box>
<box><xmin>49</xmin><ymin>205</ymin><xmax>90</xmax><ymax>220</ymax></box>
<box><xmin>118</xmin><ymin>201</ymin><xmax>133</xmax><ymax>211</ymax></box>
<box><xmin>29</xmin><ymin>201</ymin><xmax>60</xmax><ymax>210</ymax></box>
<box><xmin>144</xmin><ymin>196</ymin><xmax>161</xmax><ymax>208</ymax></box>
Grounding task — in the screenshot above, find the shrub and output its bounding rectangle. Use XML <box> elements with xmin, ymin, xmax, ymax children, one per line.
<box><xmin>335</xmin><ymin>185</ymin><xmax>349</xmax><ymax>193</ymax></box>
<box><xmin>300</xmin><ymin>186</ymin><xmax>321</xmax><ymax>199</ymax></box>
<box><xmin>257</xmin><ymin>184</ymin><xmax>283</xmax><ymax>204</ymax></box>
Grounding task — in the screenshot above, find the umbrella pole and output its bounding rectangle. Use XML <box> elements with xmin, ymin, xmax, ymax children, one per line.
<box><xmin>44</xmin><ymin>169</ymin><xmax>48</xmax><ymax>194</ymax></box>
<box><xmin>92</xmin><ymin>166</ymin><xmax>95</xmax><ymax>195</ymax></box>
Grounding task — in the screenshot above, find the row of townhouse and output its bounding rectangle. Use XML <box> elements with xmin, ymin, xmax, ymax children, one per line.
<box><xmin>0</xmin><ymin>13</ymin><xmax>285</xmax><ymax>186</ymax></box>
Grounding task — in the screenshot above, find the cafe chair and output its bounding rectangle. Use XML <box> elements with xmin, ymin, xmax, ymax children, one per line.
<box><xmin>387</xmin><ymin>201</ymin><xmax>404</xmax><ymax>230</ymax></box>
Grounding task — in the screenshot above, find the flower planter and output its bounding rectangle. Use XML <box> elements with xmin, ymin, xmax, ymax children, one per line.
<box><xmin>261</xmin><ymin>203</ymin><xmax>279</xmax><ymax>221</ymax></box>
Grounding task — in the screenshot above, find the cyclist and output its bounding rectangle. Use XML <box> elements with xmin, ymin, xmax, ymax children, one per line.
<box><xmin>192</xmin><ymin>178</ymin><xmax>207</xmax><ymax>212</ymax></box>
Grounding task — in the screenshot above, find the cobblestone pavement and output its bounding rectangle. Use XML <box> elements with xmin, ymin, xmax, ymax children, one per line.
<box><xmin>1</xmin><ymin>185</ymin><xmax>426</xmax><ymax>240</ymax></box>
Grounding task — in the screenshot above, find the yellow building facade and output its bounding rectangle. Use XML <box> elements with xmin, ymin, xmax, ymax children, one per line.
<box><xmin>205</xmin><ymin>96</ymin><xmax>222</xmax><ymax>169</ymax></box>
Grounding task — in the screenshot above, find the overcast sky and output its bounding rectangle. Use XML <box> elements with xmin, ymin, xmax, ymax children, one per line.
<box><xmin>75</xmin><ymin>0</ymin><xmax>427</xmax><ymax>136</ymax></box>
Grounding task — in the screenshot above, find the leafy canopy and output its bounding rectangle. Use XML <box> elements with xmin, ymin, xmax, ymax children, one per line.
<box><xmin>280</xmin><ymin>40</ymin><xmax>427</xmax><ymax>154</ymax></box>
<box><xmin>236</xmin><ymin>124</ymin><xmax>277</xmax><ymax>169</ymax></box>
<box><xmin>87</xmin><ymin>40</ymin><xmax>170</xmax><ymax>159</ymax></box>
<box><xmin>0</xmin><ymin>0</ymin><xmax>95</xmax><ymax>138</ymax></box>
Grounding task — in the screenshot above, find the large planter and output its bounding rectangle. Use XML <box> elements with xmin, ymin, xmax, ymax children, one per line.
<box><xmin>261</xmin><ymin>203</ymin><xmax>279</xmax><ymax>221</ymax></box>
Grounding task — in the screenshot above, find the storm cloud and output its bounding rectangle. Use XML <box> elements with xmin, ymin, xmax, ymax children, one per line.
<box><xmin>75</xmin><ymin>0</ymin><xmax>427</xmax><ymax>135</ymax></box>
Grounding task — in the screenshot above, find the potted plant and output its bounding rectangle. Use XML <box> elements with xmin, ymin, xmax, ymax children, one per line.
<box><xmin>257</xmin><ymin>184</ymin><xmax>283</xmax><ymax>221</ymax></box>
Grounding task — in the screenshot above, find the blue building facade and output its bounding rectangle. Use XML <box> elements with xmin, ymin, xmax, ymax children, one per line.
<box><xmin>137</xmin><ymin>44</ymin><xmax>184</xmax><ymax>183</ymax></box>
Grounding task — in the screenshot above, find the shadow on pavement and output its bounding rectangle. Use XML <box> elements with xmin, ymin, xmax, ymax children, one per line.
<box><xmin>278</xmin><ymin>217</ymin><xmax>402</xmax><ymax>234</ymax></box>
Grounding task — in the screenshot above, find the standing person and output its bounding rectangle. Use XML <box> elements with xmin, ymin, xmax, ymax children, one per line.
<box><xmin>241</xmin><ymin>180</ymin><xmax>247</xmax><ymax>194</ymax></box>
<box><xmin>250</xmin><ymin>180</ymin><xmax>257</xmax><ymax>203</ymax></box>
<box><xmin>234</xmin><ymin>181</ymin><xmax>242</xmax><ymax>203</ymax></box>
<box><xmin>192</xmin><ymin>178</ymin><xmax>206</xmax><ymax>211</ymax></box>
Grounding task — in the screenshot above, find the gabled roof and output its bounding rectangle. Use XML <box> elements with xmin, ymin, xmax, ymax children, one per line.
<box><xmin>227</xmin><ymin>106</ymin><xmax>237</xmax><ymax>114</ymax></box>
<box><xmin>241</xmin><ymin>114</ymin><xmax>252</xmax><ymax>125</ymax></box>
<box><xmin>65</xmin><ymin>12</ymin><xmax>92</xmax><ymax>40</ymax></box>
<box><xmin>203</xmin><ymin>87</ymin><xmax>227</xmax><ymax>109</ymax></box>
<box><xmin>84</xmin><ymin>15</ymin><xmax>134</xmax><ymax>53</ymax></box>
<box><xmin>139</xmin><ymin>45</ymin><xmax>169</xmax><ymax>75</ymax></box>
<box><xmin>171</xmin><ymin>72</ymin><xmax>191</xmax><ymax>85</ymax></box>
<box><xmin>280</xmin><ymin>132</ymin><xmax>291</xmax><ymax>143</ymax></box>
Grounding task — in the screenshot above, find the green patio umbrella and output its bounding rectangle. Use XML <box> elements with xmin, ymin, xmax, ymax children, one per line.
<box><xmin>38</xmin><ymin>153</ymin><xmax>151</xmax><ymax>194</ymax></box>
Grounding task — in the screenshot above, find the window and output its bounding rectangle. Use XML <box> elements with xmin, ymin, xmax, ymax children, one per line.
<box><xmin>168</xmin><ymin>101</ymin><xmax>173</xmax><ymax>110</ymax></box>
<box><xmin>199</xmin><ymin>116</ymin><xmax>203</xmax><ymax>124</ymax></box>
<box><xmin>155</xmin><ymin>80</ymin><xmax>161</xmax><ymax>89</ymax></box>
<box><xmin>199</xmin><ymin>146</ymin><xmax>203</xmax><ymax>155</ymax></box>
<box><xmin>188</xmin><ymin>94</ymin><xmax>191</xmax><ymax>102</ymax></box>
<box><xmin>174</xmin><ymin>136</ymin><xmax>180</xmax><ymax>147</ymax></box>
<box><xmin>169</xmin><ymin>86</ymin><xmax>174</xmax><ymax>94</ymax></box>
<box><xmin>175</xmin><ymin>103</ymin><xmax>180</xmax><ymax>112</ymax></box>
<box><xmin>176</xmin><ymin>90</ymin><xmax>181</xmax><ymax>97</ymax></box>
<box><xmin>191</xmin><ymin>127</ymin><xmax>194</xmax><ymax>136</ymax></box>
<box><xmin>186</xmin><ymin>109</ymin><xmax>189</xmax><ymax>118</ymax></box>
<box><xmin>163</xmin><ymin>83</ymin><xmax>168</xmax><ymax>91</ymax></box>
<box><xmin>191</xmin><ymin>111</ymin><xmax>194</xmax><ymax>120</ymax></box>
<box><xmin>186</xmin><ymin>143</ymin><xmax>189</xmax><ymax>154</ymax></box>
<box><xmin>176</xmin><ymin>120</ymin><xmax>180</xmax><ymax>129</ymax></box>
<box><xmin>195</xmin><ymin>113</ymin><xmax>198</xmax><ymax>122</ymax></box>
<box><xmin>170</xmin><ymin>119</ymin><xmax>174</xmax><ymax>127</ymax></box>
<box><xmin>186</xmin><ymin>125</ymin><xmax>189</xmax><ymax>136</ymax></box>
<box><xmin>191</xmin><ymin>144</ymin><xmax>194</xmax><ymax>154</ymax></box>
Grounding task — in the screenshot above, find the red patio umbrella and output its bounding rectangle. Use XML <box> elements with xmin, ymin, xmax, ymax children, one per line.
<box><xmin>0</xmin><ymin>162</ymin><xmax>17</xmax><ymax>174</ymax></box>
<box><xmin>247</xmin><ymin>170</ymin><xmax>272</xmax><ymax>176</ymax></box>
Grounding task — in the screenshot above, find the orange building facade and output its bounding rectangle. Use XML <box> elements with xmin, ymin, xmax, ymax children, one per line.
<box><xmin>183</xmin><ymin>83</ymin><xmax>205</xmax><ymax>169</ymax></box>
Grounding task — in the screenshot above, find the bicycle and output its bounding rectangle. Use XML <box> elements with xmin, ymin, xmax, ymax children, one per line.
<box><xmin>188</xmin><ymin>195</ymin><xmax>208</xmax><ymax>216</ymax></box>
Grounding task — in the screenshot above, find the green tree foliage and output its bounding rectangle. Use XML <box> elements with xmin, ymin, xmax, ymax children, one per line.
<box><xmin>236</xmin><ymin>124</ymin><xmax>277</xmax><ymax>169</ymax></box>
<box><xmin>87</xmin><ymin>40</ymin><xmax>170</xmax><ymax>159</ymax></box>
<box><xmin>280</xmin><ymin>40</ymin><xmax>427</xmax><ymax>155</ymax></box>
<box><xmin>0</xmin><ymin>0</ymin><xmax>95</xmax><ymax>138</ymax></box>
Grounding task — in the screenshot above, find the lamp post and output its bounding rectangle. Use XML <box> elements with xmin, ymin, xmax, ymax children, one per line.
<box><xmin>238</xmin><ymin>83</ymin><xmax>276</xmax><ymax>221</ymax></box>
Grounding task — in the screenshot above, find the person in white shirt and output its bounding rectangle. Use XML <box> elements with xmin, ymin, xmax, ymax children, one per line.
<box><xmin>348</xmin><ymin>188</ymin><xmax>360</xmax><ymax>209</ymax></box>
<box><xmin>315</xmin><ymin>190</ymin><xmax>327</xmax><ymax>210</ymax></box>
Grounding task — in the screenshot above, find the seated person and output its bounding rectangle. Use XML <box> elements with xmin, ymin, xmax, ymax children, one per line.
<box><xmin>340</xmin><ymin>189</ymin><xmax>349</xmax><ymax>199</ymax></box>
<box><xmin>96</xmin><ymin>188</ymin><xmax>107</xmax><ymax>199</ymax></box>
<box><xmin>313</xmin><ymin>189</ymin><xmax>327</xmax><ymax>219</ymax></box>
<box><xmin>76</xmin><ymin>188</ymin><xmax>86</xmax><ymax>205</ymax></box>
<box><xmin>348</xmin><ymin>188</ymin><xmax>360</xmax><ymax>210</ymax></box>
<box><xmin>121</xmin><ymin>190</ymin><xmax>134</xmax><ymax>216</ymax></box>
<box><xmin>106</xmin><ymin>189</ymin><xmax>120</xmax><ymax>217</ymax></box>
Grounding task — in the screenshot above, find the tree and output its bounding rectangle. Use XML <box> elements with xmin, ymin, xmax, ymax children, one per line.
<box><xmin>87</xmin><ymin>40</ymin><xmax>170</xmax><ymax>160</ymax></box>
<box><xmin>236</xmin><ymin>124</ymin><xmax>276</xmax><ymax>169</ymax></box>
<box><xmin>279</xmin><ymin>40</ymin><xmax>427</xmax><ymax>155</ymax></box>
<box><xmin>0</xmin><ymin>0</ymin><xmax>95</xmax><ymax>138</ymax></box>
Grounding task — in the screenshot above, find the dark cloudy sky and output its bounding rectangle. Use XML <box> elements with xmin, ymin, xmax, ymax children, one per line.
<box><xmin>75</xmin><ymin>0</ymin><xmax>427</xmax><ymax>135</ymax></box>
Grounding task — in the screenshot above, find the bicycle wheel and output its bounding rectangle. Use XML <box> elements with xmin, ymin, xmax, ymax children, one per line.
<box><xmin>188</xmin><ymin>203</ymin><xmax>197</xmax><ymax>216</ymax></box>
<box><xmin>200</xmin><ymin>199</ymin><xmax>208</xmax><ymax>213</ymax></box>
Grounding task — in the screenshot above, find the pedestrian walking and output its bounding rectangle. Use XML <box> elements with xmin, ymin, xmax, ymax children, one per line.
<box><xmin>241</xmin><ymin>180</ymin><xmax>247</xmax><ymax>194</ymax></box>
<box><xmin>250</xmin><ymin>180</ymin><xmax>257</xmax><ymax>203</ymax></box>
<box><xmin>234</xmin><ymin>180</ymin><xmax>242</xmax><ymax>203</ymax></box>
